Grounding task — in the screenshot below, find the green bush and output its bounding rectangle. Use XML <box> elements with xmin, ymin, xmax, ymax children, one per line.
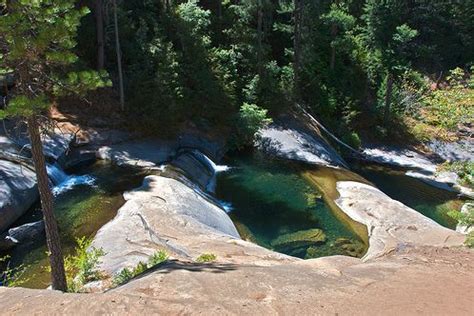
<box><xmin>342</xmin><ymin>131</ymin><xmax>362</xmax><ymax>149</ymax></box>
<box><xmin>448</xmin><ymin>206</ymin><xmax>474</xmax><ymax>248</ymax></box>
<box><xmin>439</xmin><ymin>161</ymin><xmax>474</xmax><ymax>189</ymax></box>
<box><xmin>64</xmin><ymin>237</ymin><xmax>105</xmax><ymax>292</ymax></box>
<box><xmin>232</xmin><ymin>103</ymin><xmax>272</xmax><ymax>150</ymax></box>
<box><xmin>196</xmin><ymin>253</ymin><xmax>217</xmax><ymax>263</ymax></box>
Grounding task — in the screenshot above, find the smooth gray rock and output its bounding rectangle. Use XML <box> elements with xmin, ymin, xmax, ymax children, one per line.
<box><xmin>335</xmin><ymin>181</ymin><xmax>464</xmax><ymax>260</ymax></box>
<box><xmin>0</xmin><ymin>220</ymin><xmax>45</xmax><ymax>251</ymax></box>
<box><xmin>96</xmin><ymin>139</ymin><xmax>176</xmax><ymax>169</ymax></box>
<box><xmin>0</xmin><ymin>160</ymin><xmax>38</xmax><ymax>233</ymax></box>
<box><xmin>177</xmin><ymin>132</ymin><xmax>224</xmax><ymax>161</ymax></box>
<box><xmin>171</xmin><ymin>150</ymin><xmax>214</xmax><ymax>191</ymax></box>
<box><xmin>258</xmin><ymin>125</ymin><xmax>348</xmax><ymax>168</ymax></box>
<box><xmin>428</xmin><ymin>139</ymin><xmax>474</xmax><ymax>162</ymax></box>
<box><xmin>91</xmin><ymin>175</ymin><xmax>242</xmax><ymax>275</ymax></box>
<box><xmin>362</xmin><ymin>145</ymin><xmax>474</xmax><ymax>198</ymax></box>
<box><xmin>362</xmin><ymin>146</ymin><xmax>437</xmax><ymax>174</ymax></box>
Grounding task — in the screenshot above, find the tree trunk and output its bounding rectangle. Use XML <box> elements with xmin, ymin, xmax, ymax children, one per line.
<box><xmin>293</xmin><ymin>0</ymin><xmax>302</xmax><ymax>99</ymax></box>
<box><xmin>27</xmin><ymin>116</ymin><xmax>67</xmax><ymax>292</ymax></box>
<box><xmin>384</xmin><ymin>73</ymin><xmax>394</xmax><ymax>125</ymax></box>
<box><xmin>95</xmin><ymin>0</ymin><xmax>105</xmax><ymax>70</ymax></box>
<box><xmin>330</xmin><ymin>24</ymin><xmax>337</xmax><ymax>71</ymax></box>
<box><xmin>112</xmin><ymin>0</ymin><xmax>125</xmax><ymax>111</ymax></box>
<box><xmin>257</xmin><ymin>0</ymin><xmax>263</xmax><ymax>76</ymax></box>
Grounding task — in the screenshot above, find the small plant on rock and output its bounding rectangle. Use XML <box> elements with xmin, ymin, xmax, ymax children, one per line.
<box><xmin>196</xmin><ymin>253</ymin><xmax>217</xmax><ymax>263</ymax></box>
<box><xmin>63</xmin><ymin>237</ymin><xmax>106</xmax><ymax>292</ymax></box>
<box><xmin>113</xmin><ymin>250</ymin><xmax>169</xmax><ymax>287</ymax></box>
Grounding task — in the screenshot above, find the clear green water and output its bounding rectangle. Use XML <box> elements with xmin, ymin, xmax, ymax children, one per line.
<box><xmin>354</xmin><ymin>163</ymin><xmax>464</xmax><ymax>229</ymax></box>
<box><xmin>2</xmin><ymin>161</ymin><xmax>146</xmax><ymax>289</ymax></box>
<box><xmin>216</xmin><ymin>152</ymin><xmax>367</xmax><ymax>259</ymax></box>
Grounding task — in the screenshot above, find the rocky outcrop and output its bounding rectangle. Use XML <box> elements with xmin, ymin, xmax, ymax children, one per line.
<box><xmin>96</xmin><ymin>139</ymin><xmax>176</xmax><ymax>169</ymax></box>
<box><xmin>258</xmin><ymin>125</ymin><xmax>347</xmax><ymax>168</ymax></box>
<box><xmin>91</xmin><ymin>175</ymin><xmax>291</xmax><ymax>278</ymax></box>
<box><xmin>361</xmin><ymin>145</ymin><xmax>474</xmax><ymax>198</ymax></box>
<box><xmin>1</xmin><ymin>246</ymin><xmax>473</xmax><ymax>315</ymax></box>
<box><xmin>457</xmin><ymin>202</ymin><xmax>473</xmax><ymax>234</ymax></box>
<box><xmin>334</xmin><ymin>181</ymin><xmax>465</xmax><ymax>260</ymax></box>
<box><xmin>0</xmin><ymin>160</ymin><xmax>38</xmax><ymax>233</ymax></box>
<box><xmin>0</xmin><ymin>123</ymin><xmax>73</xmax><ymax>234</ymax></box>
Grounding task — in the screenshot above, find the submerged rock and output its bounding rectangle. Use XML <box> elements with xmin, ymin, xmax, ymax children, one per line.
<box><xmin>334</xmin><ymin>238</ymin><xmax>367</xmax><ymax>258</ymax></box>
<box><xmin>271</xmin><ymin>228</ymin><xmax>326</xmax><ymax>251</ymax></box>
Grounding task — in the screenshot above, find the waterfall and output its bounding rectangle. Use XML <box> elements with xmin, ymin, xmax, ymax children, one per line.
<box><xmin>46</xmin><ymin>163</ymin><xmax>68</xmax><ymax>185</ymax></box>
<box><xmin>218</xmin><ymin>200</ymin><xmax>234</xmax><ymax>213</ymax></box>
<box><xmin>191</xmin><ymin>150</ymin><xmax>230</xmax><ymax>173</ymax></box>
<box><xmin>191</xmin><ymin>150</ymin><xmax>230</xmax><ymax>193</ymax></box>
<box><xmin>46</xmin><ymin>163</ymin><xmax>96</xmax><ymax>196</ymax></box>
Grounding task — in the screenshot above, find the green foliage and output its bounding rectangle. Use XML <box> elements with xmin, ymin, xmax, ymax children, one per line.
<box><xmin>148</xmin><ymin>250</ymin><xmax>169</xmax><ymax>267</ymax></box>
<box><xmin>439</xmin><ymin>161</ymin><xmax>474</xmax><ymax>189</ymax></box>
<box><xmin>422</xmin><ymin>69</ymin><xmax>474</xmax><ymax>132</ymax></box>
<box><xmin>232</xmin><ymin>103</ymin><xmax>272</xmax><ymax>150</ymax></box>
<box><xmin>448</xmin><ymin>206</ymin><xmax>474</xmax><ymax>248</ymax></box>
<box><xmin>0</xmin><ymin>0</ymin><xmax>109</xmax><ymax>120</ymax></box>
<box><xmin>62</xmin><ymin>237</ymin><xmax>105</xmax><ymax>292</ymax></box>
<box><xmin>113</xmin><ymin>250</ymin><xmax>169</xmax><ymax>287</ymax></box>
<box><xmin>196</xmin><ymin>253</ymin><xmax>217</xmax><ymax>263</ymax></box>
<box><xmin>0</xmin><ymin>255</ymin><xmax>29</xmax><ymax>287</ymax></box>
<box><xmin>342</xmin><ymin>131</ymin><xmax>362</xmax><ymax>150</ymax></box>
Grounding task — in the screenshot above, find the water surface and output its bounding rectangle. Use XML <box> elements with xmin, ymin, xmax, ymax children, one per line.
<box><xmin>2</xmin><ymin>161</ymin><xmax>146</xmax><ymax>289</ymax></box>
<box><xmin>354</xmin><ymin>163</ymin><xmax>464</xmax><ymax>229</ymax></box>
<box><xmin>216</xmin><ymin>152</ymin><xmax>367</xmax><ymax>259</ymax></box>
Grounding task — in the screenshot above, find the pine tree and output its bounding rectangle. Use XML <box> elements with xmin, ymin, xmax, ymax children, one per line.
<box><xmin>0</xmin><ymin>0</ymin><xmax>109</xmax><ymax>291</ymax></box>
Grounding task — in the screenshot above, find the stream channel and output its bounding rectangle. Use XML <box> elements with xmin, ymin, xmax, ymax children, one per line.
<box><xmin>1</xmin><ymin>151</ymin><xmax>466</xmax><ymax>288</ymax></box>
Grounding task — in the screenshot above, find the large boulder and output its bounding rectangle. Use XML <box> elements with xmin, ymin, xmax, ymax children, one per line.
<box><xmin>334</xmin><ymin>181</ymin><xmax>465</xmax><ymax>260</ymax></box>
<box><xmin>170</xmin><ymin>150</ymin><xmax>215</xmax><ymax>191</ymax></box>
<box><xmin>96</xmin><ymin>139</ymin><xmax>176</xmax><ymax>169</ymax></box>
<box><xmin>362</xmin><ymin>145</ymin><xmax>474</xmax><ymax>198</ymax></box>
<box><xmin>0</xmin><ymin>160</ymin><xmax>38</xmax><ymax>233</ymax></box>
<box><xmin>258</xmin><ymin>125</ymin><xmax>348</xmax><ymax>168</ymax></box>
<box><xmin>0</xmin><ymin>220</ymin><xmax>44</xmax><ymax>251</ymax></box>
<box><xmin>92</xmin><ymin>175</ymin><xmax>240</xmax><ymax>275</ymax></box>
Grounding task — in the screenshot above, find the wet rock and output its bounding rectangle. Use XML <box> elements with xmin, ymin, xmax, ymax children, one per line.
<box><xmin>171</xmin><ymin>150</ymin><xmax>214</xmax><ymax>191</ymax></box>
<box><xmin>271</xmin><ymin>229</ymin><xmax>326</xmax><ymax>251</ymax></box>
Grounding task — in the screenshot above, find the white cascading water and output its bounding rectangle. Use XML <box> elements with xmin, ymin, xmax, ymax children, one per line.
<box><xmin>191</xmin><ymin>150</ymin><xmax>230</xmax><ymax>192</ymax></box>
<box><xmin>46</xmin><ymin>163</ymin><xmax>96</xmax><ymax>196</ymax></box>
<box><xmin>46</xmin><ymin>163</ymin><xmax>68</xmax><ymax>185</ymax></box>
<box><xmin>190</xmin><ymin>150</ymin><xmax>234</xmax><ymax>212</ymax></box>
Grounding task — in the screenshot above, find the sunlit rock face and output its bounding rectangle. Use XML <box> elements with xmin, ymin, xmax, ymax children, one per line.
<box><xmin>257</xmin><ymin>124</ymin><xmax>348</xmax><ymax>169</ymax></box>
